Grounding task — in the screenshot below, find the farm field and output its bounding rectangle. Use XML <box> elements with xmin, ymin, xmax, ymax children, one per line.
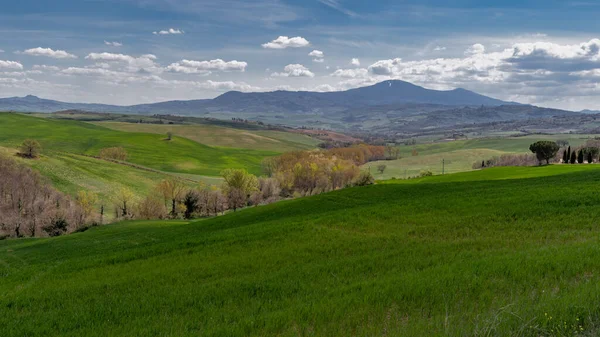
<box><xmin>0</xmin><ymin>147</ymin><xmax>217</xmax><ymax>220</ymax></box>
<box><xmin>0</xmin><ymin>113</ymin><xmax>276</xmax><ymax>176</ymax></box>
<box><xmin>367</xmin><ymin>135</ymin><xmax>595</xmax><ymax>179</ymax></box>
<box><xmin>3</xmin><ymin>165</ymin><xmax>600</xmax><ymax>336</ymax></box>
<box><xmin>93</xmin><ymin>121</ymin><xmax>320</xmax><ymax>152</ymax></box>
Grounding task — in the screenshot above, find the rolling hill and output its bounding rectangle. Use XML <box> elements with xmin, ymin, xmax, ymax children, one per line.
<box><xmin>0</xmin><ymin>113</ymin><xmax>276</xmax><ymax>176</ymax></box>
<box><xmin>3</xmin><ymin>166</ymin><xmax>600</xmax><ymax>336</ymax></box>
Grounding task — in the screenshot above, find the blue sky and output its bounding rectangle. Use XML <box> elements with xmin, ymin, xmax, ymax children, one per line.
<box><xmin>1</xmin><ymin>0</ymin><xmax>600</xmax><ymax>110</ymax></box>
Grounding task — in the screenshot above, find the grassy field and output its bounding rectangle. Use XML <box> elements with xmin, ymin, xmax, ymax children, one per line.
<box><xmin>0</xmin><ymin>113</ymin><xmax>275</xmax><ymax>176</ymax></box>
<box><xmin>367</xmin><ymin>135</ymin><xmax>596</xmax><ymax>179</ymax></box>
<box><xmin>4</xmin><ymin>165</ymin><xmax>600</xmax><ymax>336</ymax></box>
<box><xmin>94</xmin><ymin>122</ymin><xmax>321</xmax><ymax>152</ymax></box>
<box><xmin>0</xmin><ymin>147</ymin><xmax>220</xmax><ymax>220</ymax></box>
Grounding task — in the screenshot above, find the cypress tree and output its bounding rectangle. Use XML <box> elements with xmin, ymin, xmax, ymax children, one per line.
<box><xmin>563</xmin><ymin>149</ymin><xmax>568</xmax><ymax>163</ymax></box>
<box><xmin>570</xmin><ymin>151</ymin><xmax>577</xmax><ymax>164</ymax></box>
<box><xmin>567</xmin><ymin>146</ymin><xmax>571</xmax><ymax>163</ymax></box>
<box><xmin>482</xmin><ymin>160</ymin><xmax>485</xmax><ymax>168</ymax></box>
<box><xmin>578</xmin><ymin>150</ymin><xmax>584</xmax><ymax>164</ymax></box>
<box><xmin>588</xmin><ymin>151</ymin><xmax>593</xmax><ymax>164</ymax></box>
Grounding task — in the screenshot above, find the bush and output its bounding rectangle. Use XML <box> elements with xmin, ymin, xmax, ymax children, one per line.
<box><xmin>99</xmin><ymin>147</ymin><xmax>128</xmax><ymax>161</ymax></box>
<box><xmin>354</xmin><ymin>171</ymin><xmax>375</xmax><ymax>186</ymax></box>
<box><xmin>419</xmin><ymin>170</ymin><xmax>433</xmax><ymax>177</ymax></box>
<box><xmin>19</xmin><ymin>139</ymin><xmax>42</xmax><ymax>158</ymax></box>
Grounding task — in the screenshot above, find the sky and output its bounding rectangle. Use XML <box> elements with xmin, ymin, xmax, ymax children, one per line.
<box><xmin>2</xmin><ymin>0</ymin><xmax>600</xmax><ymax>110</ymax></box>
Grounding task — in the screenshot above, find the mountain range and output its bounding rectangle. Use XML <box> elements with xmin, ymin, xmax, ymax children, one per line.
<box><xmin>0</xmin><ymin>80</ymin><xmax>512</xmax><ymax>115</ymax></box>
<box><xmin>0</xmin><ymin>80</ymin><xmax>587</xmax><ymax>135</ymax></box>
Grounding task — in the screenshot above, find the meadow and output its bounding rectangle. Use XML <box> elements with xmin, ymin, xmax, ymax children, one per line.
<box><xmin>3</xmin><ymin>165</ymin><xmax>600</xmax><ymax>336</ymax></box>
<box><xmin>94</xmin><ymin>121</ymin><xmax>320</xmax><ymax>152</ymax></box>
<box><xmin>0</xmin><ymin>113</ymin><xmax>276</xmax><ymax>176</ymax></box>
<box><xmin>367</xmin><ymin>135</ymin><xmax>594</xmax><ymax>179</ymax></box>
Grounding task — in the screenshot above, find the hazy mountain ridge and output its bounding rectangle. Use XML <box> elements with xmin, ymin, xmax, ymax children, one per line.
<box><xmin>0</xmin><ymin>80</ymin><xmax>513</xmax><ymax>114</ymax></box>
<box><xmin>0</xmin><ymin>80</ymin><xmax>588</xmax><ymax>135</ymax></box>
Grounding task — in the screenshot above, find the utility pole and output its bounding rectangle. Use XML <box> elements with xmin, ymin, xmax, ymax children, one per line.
<box><xmin>442</xmin><ymin>159</ymin><xmax>445</xmax><ymax>175</ymax></box>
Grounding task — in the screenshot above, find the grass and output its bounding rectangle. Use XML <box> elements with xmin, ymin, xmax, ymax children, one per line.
<box><xmin>94</xmin><ymin>121</ymin><xmax>321</xmax><ymax>152</ymax></box>
<box><xmin>366</xmin><ymin>135</ymin><xmax>596</xmax><ymax>179</ymax></box>
<box><xmin>0</xmin><ymin>147</ymin><xmax>218</xmax><ymax>220</ymax></box>
<box><xmin>4</xmin><ymin>165</ymin><xmax>600</xmax><ymax>336</ymax></box>
<box><xmin>0</xmin><ymin>113</ymin><xmax>275</xmax><ymax>176</ymax></box>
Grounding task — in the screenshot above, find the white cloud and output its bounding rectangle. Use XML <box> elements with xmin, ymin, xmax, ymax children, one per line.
<box><xmin>0</xmin><ymin>60</ymin><xmax>23</xmax><ymax>70</ymax></box>
<box><xmin>331</xmin><ymin>68</ymin><xmax>368</xmax><ymax>78</ymax></box>
<box><xmin>153</xmin><ymin>28</ymin><xmax>184</xmax><ymax>35</ymax></box>
<box><xmin>22</xmin><ymin>47</ymin><xmax>77</xmax><ymax>59</ymax></box>
<box><xmin>85</xmin><ymin>52</ymin><xmax>161</xmax><ymax>73</ymax></box>
<box><xmin>368</xmin><ymin>58</ymin><xmax>403</xmax><ymax>75</ymax></box>
<box><xmin>309</xmin><ymin>50</ymin><xmax>324</xmax><ymax>58</ymax></box>
<box><xmin>104</xmin><ymin>41</ymin><xmax>123</xmax><ymax>47</ymax></box>
<box><xmin>32</xmin><ymin>65</ymin><xmax>60</xmax><ymax>72</ymax></box>
<box><xmin>465</xmin><ymin>43</ymin><xmax>486</xmax><ymax>55</ymax></box>
<box><xmin>0</xmin><ymin>49</ymin><xmax>4</xmax><ymax>53</ymax></box>
<box><xmin>351</xmin><ymin>58</ymin><xmax>360</xmax><ymax>66</ymax></box>
<box><xmin>271</xmin><ymin>64</ymin><xmax>315</xmax><ymax>77</ymax></box>
<box><xmin>262</xmin><ymin>36</ymin><xmax>310</xmax><ymax>49</ymax></box>
<box><xmin>166</xmin><ymin>59</ymin><xmax>248</xmax><ymax>74</ymax></box>
<box><xmin>434</xmin><ymin>46</ymin><xmax>447</xmax><ymax>51</ymax></box>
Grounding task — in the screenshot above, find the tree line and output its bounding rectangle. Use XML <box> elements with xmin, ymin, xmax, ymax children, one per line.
<box><xmin>474</xmin><ymin>139</ymin><xmax>600</xmax><ymax>169</ymax></box>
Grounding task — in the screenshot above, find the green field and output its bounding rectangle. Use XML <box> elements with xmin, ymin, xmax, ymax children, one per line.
<box><xmin>0</xmin><ymin>146</ymin><xmax>220</xmax><ymax>220</ymax></box>
<box><xmin>4</xmin><ymin>165</ymin><xmax>600</xmax><ymax>336</ymax></box>
<box><xmin>367</xmin><ymin>135</ymin><xmax>596</xmax><ymax>179</ymax></box>
<box><xmin>0</xmin><ymin>113</ymin><xmax>275</xmax><ymax>176</ymax></box>
<box><xmin>94</xmin><ymin>121</ymin><xmax>321</xmax><ymax>152</ymax></box>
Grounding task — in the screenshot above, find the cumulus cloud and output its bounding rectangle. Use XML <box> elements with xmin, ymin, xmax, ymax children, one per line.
<box><xmin>166</xmin><ymin>59</ymin><xmax>248</xmax><ymax>74</ymax></box>
<box><xmin>104</xmin><ymin>41</ymin><xmax>123</xmax><ymax>47</ymax></box>
<box><xmin>22</xmin><ymin>47</ymin><xmax>77</xmax><ymax>59</ymax></box>
<box><xmin>309</xmin><ymin>50</ymin><xmax>324</xmax><ymax>58</ymax></box>
<box><xmin>0</xmin><ymin>60</ymin><xmax>23</xmax><ymax>70</ymax></box>
<box><xmin>271</xmin><ymin>64</ymin><xmax>315</xmax><ymax>77</ymax></box>
<box><xmin>331</xmin><ymin>68</ymin><xmax>368</xmax><ymax>78</ymax></box>
<box><xmin>85</xmin><ymin>52</ymin><xmax>161</xmax><ymax>73</ymax></box>
<box><xmin>262</xmin><ymin>36</ymin><xmax>310</xmax><ymax>49</ymax></box>
<box><xmin>465</xmin><ymin>43</ymin><xmax>486</xmax><ymax>55</ymax></box>
<box><xmin>351</xmin><ymin>58</ymin><xmax>360</xmax><ymax>66</ymax></box>
<box><xmin>153</xmin><ymin>28</ymin><xmax>184</xmax><ymax>35</ymax></box>
<box><xmin>309</xmin><ymin>50</ymin><xmax>325</xmax><ymax>63</ymax></box>
<box><xmin>32</xmin><ymin>65</ymin><xmax>60</xmax><ymax>72</ymax></box>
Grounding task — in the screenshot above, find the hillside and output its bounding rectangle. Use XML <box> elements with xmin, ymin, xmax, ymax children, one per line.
<box><xmin>0</xmin><ymin>113</ymin><xmax>276</xmax><ymax>176</ymax></box>
<box><xmin>3</xmin><ymin>166</ymin><xmax>600</xmax><ymax>336</ymax></box>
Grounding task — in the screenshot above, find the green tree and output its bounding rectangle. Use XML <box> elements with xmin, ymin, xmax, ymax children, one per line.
<box><xmin>588</xmin><ymin>151</ymin><xmax>593</xmax><ymax>164</ymax></box>
<box><xmin>157</xmin><ymin>178</ymin><xmax>186</xmax><ymax>217</ymax></box>
<box><xmin>529</xmin><ymin>141</ymin><xmax>559</xmax><ymax>165</ymax></box>
<box><xmin>570</xmin><ymin>151</ymin><xmax>577</xmax><ymax>164</ymax></box>
<box><xmin>19</xmin><ymin>139</ymin><xmax>42</xmax><ymax>158</ymax></box>
<box><xmin>221</xmin><ymin>169</ymin><xmax>258</xmax><ymax>211</ymax></box>
<box><xmin>562</xmin><ymin>149</ymin><xmax>568</xmax><ymax>164</ymax></box>
<box><xmin>567</xmin><ymin>146</ymin><xmax>571</xmax><ymax>164</ymax></box>
<box><xmin>578</xmin><ymin>150</ymin><xmax>584</xmax><ymax>164</ymax></box>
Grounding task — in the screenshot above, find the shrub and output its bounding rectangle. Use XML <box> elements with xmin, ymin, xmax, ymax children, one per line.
<box><xmin>19</xmin><ymin>139</ymin><xmax>42</xmax><ymax>158</ymax></box>
<box><xmin>99</xmin><ymin>147</ymin><xmax>128</xmax><ymax>161</ymax></box>
<box><xmin>354</xmin><ymin>171</ymin><xmax>375</xmax><ymax>186</ymax></box>
<box><xmin>419</xmin><ymin>170</ymin><xmax>433</xmax><ymax>177</ymax></box>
